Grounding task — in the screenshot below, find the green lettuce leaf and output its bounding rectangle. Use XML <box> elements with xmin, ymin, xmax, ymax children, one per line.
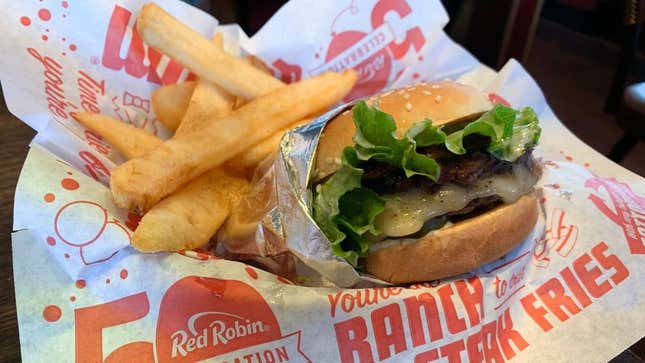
<box><xmin>336</xmin><ymin>188</ymin><xmax>384</xmax><ymax>236</ymax></box>
<box><xmin>351</xmin><ymin>100</ymin><xmax>398</xmax><ymax>148</ymax></box>
<box><xmin>402</xmin><ymin>145</ymin><xmax>440</xmax><ymax>179</ymax></box>
<box><xmin>444</xmin><ymin>104</ymin><xmax>540</xmax><ymax>161</ymax></box>
<box><xmin>506</xmin><ymin>107</ymin><xmax>541</xmax><ymax>160</ymax></box>
<box><xmin>333</xmin><ymin>188</ymin><xmax>385</xmax><ymax>265</ymax></box>
<box><xmin>312</xmin><ymin>148</ymin><xmax>385</xmax><ymax>266</ymax></box>
<box><xmin>352</xmin><ymin>101</ymin><xmax>441</xmax><ymax>180</ymax></box>
<box><xmin>405</xmin><ymin>119</ymin><xmax>447</xmax><ymax>147</ymax></box>
<box><xmin>312</xmin><ymin>148</ymin><xmax>362</xmax><ymax>256</ymax></box>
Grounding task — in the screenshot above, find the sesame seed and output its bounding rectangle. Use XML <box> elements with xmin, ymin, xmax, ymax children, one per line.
<box><xmin>422</xmin><ymin>90</ymin><xmax>432</xmax><ymax>96</ymax></box>
<box><xmin>315</xmin><ymin>184</ymin><xmax>322</xmax><ymax>193</ymax></box>
<box><xmin>405</xmin><ymin>102</ymin><xmax>413</xmax><ymax>111</ymax></box>
<box><xmin>408</xmin><ymin>86</ymin><xmax>416</xmax><ymax>91</ymax></box>
<box><xmin>403</xmin><ymin>93</ymin><xmax>411</xmax><ymax>99</ymax></box>
<box><xmin>431</xmin><ymin>84</ymin><xmax>440</xmax><ymax>89</ymax></box>
<box><xmin>434</xmin><ymin>95</ymin><xmax>443</xmax><ymax>103</ymax></box>
<box><xmin>334</xmin><ymin>157</ymin><xmax>341</xmax><ymax>165</ymax></box>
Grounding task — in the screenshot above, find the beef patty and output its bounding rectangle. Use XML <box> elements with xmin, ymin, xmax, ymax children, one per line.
<box><xmin>361</xmin><ymin>151</ymin><xmax>535</xmax><ymax>194</ymax></box>
<box><xmin>359</xmin><ymin>149</ymin><xmax>538</xmax><ymax>232</ymax></box>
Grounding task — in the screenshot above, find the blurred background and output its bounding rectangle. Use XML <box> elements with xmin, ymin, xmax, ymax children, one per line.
<box><xmin>182</xmin><ymin>0</ymin><xmax>645</xmax><ymax>177</ymax></box>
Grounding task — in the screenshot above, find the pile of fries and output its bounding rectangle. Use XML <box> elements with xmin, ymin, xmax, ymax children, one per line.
<box><xmin>74</xmin><ymin>3</ymin><xmax>357</xmax><ymax>252</ymax></box>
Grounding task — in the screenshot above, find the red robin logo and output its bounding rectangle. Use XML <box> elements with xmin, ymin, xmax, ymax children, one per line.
<box><xmin>156</xmin><ymin>276</ymin><xmax>310</xmax><ymax>362</ymax></box>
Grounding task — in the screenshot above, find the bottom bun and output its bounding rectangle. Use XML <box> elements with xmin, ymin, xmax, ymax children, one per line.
<box><xmin>365</xmin><ymin>193</ymin><xmax>538</xmax><ymax>284</ymax></box>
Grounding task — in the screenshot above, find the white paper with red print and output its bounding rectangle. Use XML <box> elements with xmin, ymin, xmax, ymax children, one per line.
<box><xmin>243</xmin><ymin>0</ymin><xmax>481</xmax><ymax>100</ymax></box>
<box><xmin>4</xmin><ymin>0</ymin><xmax>645</xmax><ymax>362</ymax></box>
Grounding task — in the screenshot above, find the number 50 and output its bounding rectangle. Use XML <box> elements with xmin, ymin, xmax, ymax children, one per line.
<box><xmin>74</xmin><ymin>292</ymin><xmax>154</xmax><ymax>363</ymax></box>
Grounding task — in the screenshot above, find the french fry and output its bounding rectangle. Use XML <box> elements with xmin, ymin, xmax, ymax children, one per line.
<box><xmin>151</xmin><ymin>34</ymin><xmax>231</xmax><ymax>133</ymax></box>
<box><xmin>151</xmin><ymin>81</ymin><xmax>196</xmax><ymax>131</ymax></box>
<box><xmin>230</xmin><ymin>118</ymin><xmax>312</xmax><ymax>169</ymax></box>
<box><xmin>137</xmin><ymin>3</ymin><xmax>284</xmax><ymax>100</ymax></box>
<box><xmin>174</xmin><ymin>81</ymin><xmax>233</xmax><ymax>135</ymax></box>
<box><xmin>75</xmin><ymin>109</ymin><xmax>304</xmax><ymax>172</ymax></box>
<box><xmin>233</xmin><ymin>56</ymin><xmax>275</xmax><ymax>109</ymax></box>
<box><xmin>111</xmin><ymin>70</ymin><xmax>357</xmax><ymax>212</ymax></box>
<box><xmin>175</xmin><ymin>33</ymin><xmax>235</xmax><ymax>135</ymax></box>
<box><xmin>210</xmin><ymin>32</ymin><xmax>224</xmax><ymax>51</ymax></box>
<box><xmin>132</xmin><ymin>168</ymin><xmax>248</xmax><ymax>252</ymax></box>
<box><xmin>74</xmin><ymin>112</ymin><xmax>162</xmax><ymax>159</ymax></box>
<box><xmin>246</xmin><ymin>55</ymin><xmax>273</xmax><ymax>76</ymax></box>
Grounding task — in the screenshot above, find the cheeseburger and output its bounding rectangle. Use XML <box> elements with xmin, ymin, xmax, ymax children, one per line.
<box><xmin>311</xmin><ymin>81</ymin><xmax>541</xmax><ymax>283</ymax></box>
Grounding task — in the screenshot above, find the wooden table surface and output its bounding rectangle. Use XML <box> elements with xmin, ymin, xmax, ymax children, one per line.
<box><xmin>1</xmin><ymin>98</ymin><xmax>35</xmax><ymax>362</ymax></box>
<box><xmin>0</xmin><ymin>97</ymin><xmax>643</xmax><ymax>362</ymax></box>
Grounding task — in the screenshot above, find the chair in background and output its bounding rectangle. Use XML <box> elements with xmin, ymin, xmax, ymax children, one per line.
<box><xmin>605</xmin><ymin>0</ymin><xmax>645</xmax><ymax>162</ymax></box>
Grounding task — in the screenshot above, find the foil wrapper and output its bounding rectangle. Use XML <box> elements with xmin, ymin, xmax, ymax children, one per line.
<box><xmin>219</xmin><ymin>103</ymin><xmax>379</xmax><ymax>287</ymax></box>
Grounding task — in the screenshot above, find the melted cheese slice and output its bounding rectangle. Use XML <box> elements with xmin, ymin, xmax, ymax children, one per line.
<box><xmin>374</xmin><ymin>164</ymin><xmax>537</xmax><ymax>237</ymax></box>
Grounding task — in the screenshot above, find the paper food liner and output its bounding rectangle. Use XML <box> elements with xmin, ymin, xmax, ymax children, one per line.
<box><xmin>3</xmin><ymin>0</ymin><xmax>645</xmax><ymax>362</ymax></box>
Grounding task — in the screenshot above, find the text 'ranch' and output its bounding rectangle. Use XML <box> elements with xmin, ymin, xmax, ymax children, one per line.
<box><xmin>328</xmin><ymin>241</ymin><xmax>629</xmax><ymax>363</ymax></box>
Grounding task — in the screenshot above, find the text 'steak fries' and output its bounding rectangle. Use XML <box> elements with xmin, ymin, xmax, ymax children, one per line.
<box><xmin>110</xmin><ymin>70</ymin><xmax>357</xmax><ymax>212</ymax></box>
